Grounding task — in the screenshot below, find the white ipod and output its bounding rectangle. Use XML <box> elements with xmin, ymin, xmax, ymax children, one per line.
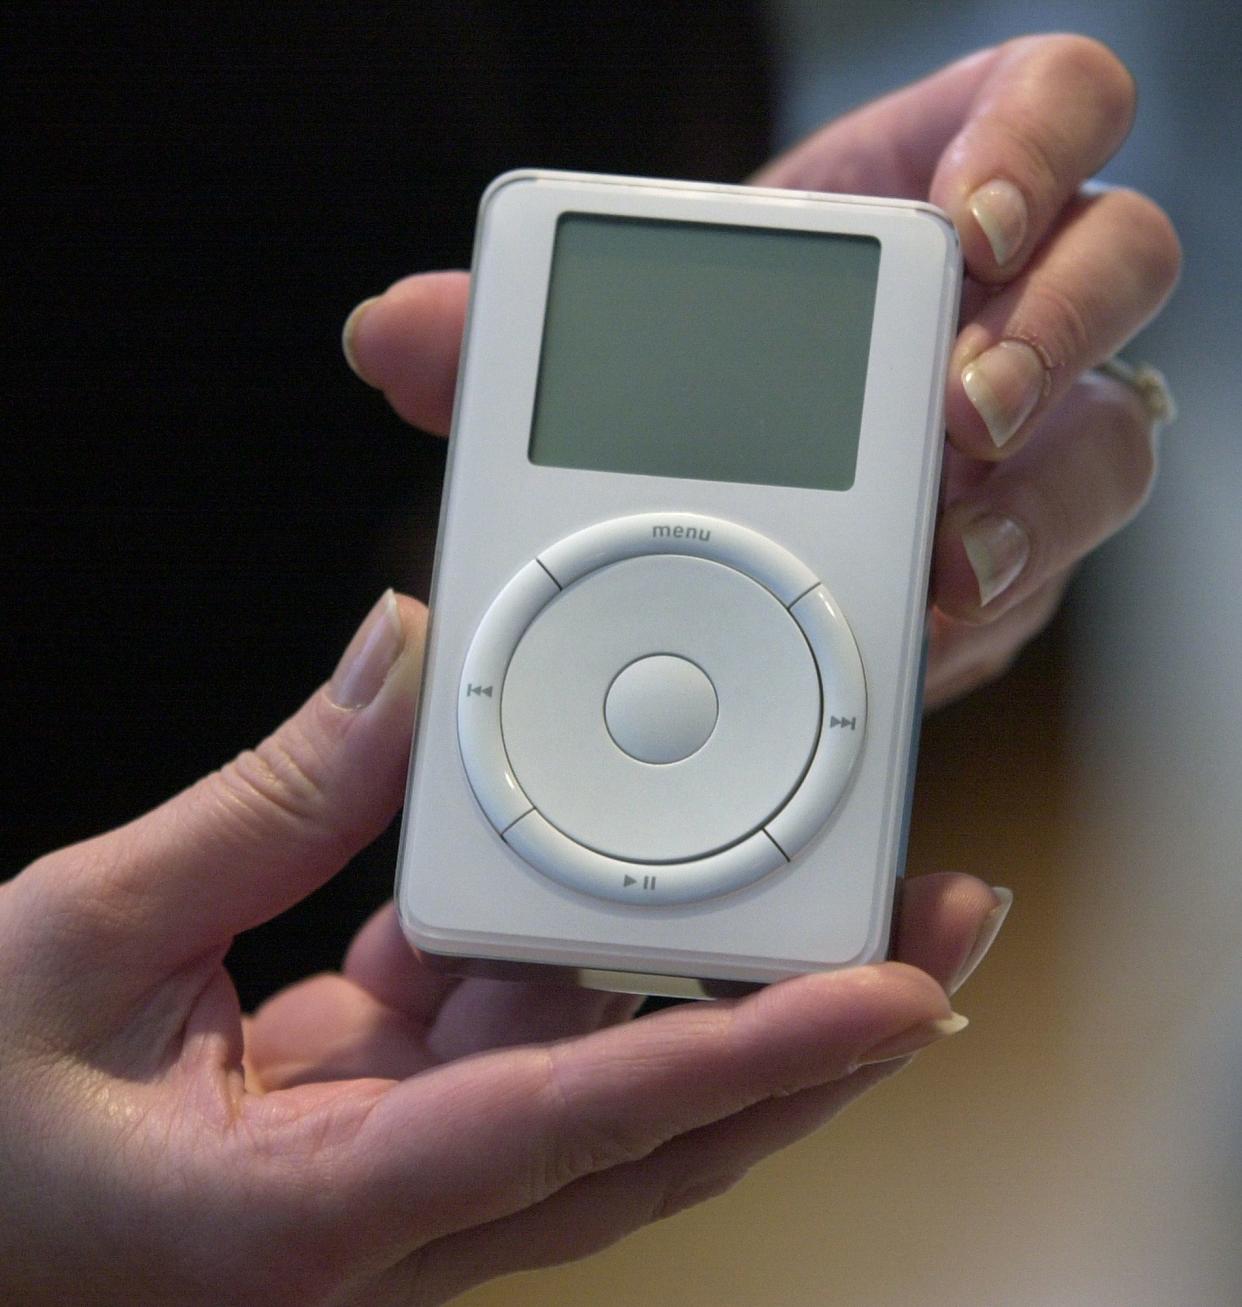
<box><xmin>394</xmin><ymin>170</ymin><xmax>962</xmax><ymax>997</ymax></box>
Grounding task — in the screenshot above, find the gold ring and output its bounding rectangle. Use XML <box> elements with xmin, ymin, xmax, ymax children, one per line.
<box><xmin>1096</xmin><ymin>357</ymin><xmax>1178</xmax><ymax>427</ymax></box>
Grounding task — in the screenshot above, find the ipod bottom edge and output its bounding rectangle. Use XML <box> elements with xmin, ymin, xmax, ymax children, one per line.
<box><xmin>412</xmin><ymin>945</ymin><xmax>762</xmax><ymax>1000</ymax></box>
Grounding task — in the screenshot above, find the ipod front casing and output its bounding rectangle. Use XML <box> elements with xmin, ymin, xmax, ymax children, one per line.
<box><xmin>395</xmin><ymin>171</ymin><xmax>962</xmax><ymax>996</ymax></box>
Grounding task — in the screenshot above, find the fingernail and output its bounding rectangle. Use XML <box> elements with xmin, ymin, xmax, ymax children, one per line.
<box><xmin>961</xmin><ymin>340</ymin><xmax>1046</xmax><ymax>447</ymax></box>
<box><xmin>329</xmin><ymin>589</ymin><xmax>404</xmax><ymax>709</ymax></box>
<box><xmin>949</xmin><ymin>887</ymin><xmax>1013</xmax><ymax>995</ymax></box>
<box><xmin>961</xmin><ymin>513</ymin><xmax>1030</xmax><ymax>607</ymax></box>
<box><xmin>968</xmin><ymin>178</ymin><xmax>1027</xmax><ymax>267</ymax></box>
<box><xmin>341</xmin><ymin>296</ymin><xmax>380</xmax><ymax>384</ymax></box>
<box><xmin>854</xmin><ymin>1013</ymin><xmax>969</xmax><ymax>1068</ymax></box>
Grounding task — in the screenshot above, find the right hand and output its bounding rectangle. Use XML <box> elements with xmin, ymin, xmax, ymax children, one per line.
<box><xmin>345</xmin><ymin>34</ymin><xmax>1179</xmax><ymax>714</ymax></box>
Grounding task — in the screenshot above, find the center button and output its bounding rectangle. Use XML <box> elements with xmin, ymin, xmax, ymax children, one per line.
<box><xmin>604</xmin><ymin>655</ymin><xmax>718</xmax><ymax>765</ymax></box>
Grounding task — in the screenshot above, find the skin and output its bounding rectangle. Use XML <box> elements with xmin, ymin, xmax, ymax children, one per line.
<box><xmin>346</xmin><ymin>37</ymin><xmax>1179</xmax><ymax>709</ymax></box>
<box><xmin>1</xmin><ymin>35</ymin><xmax>1178</xmax><ymax>1307</ymax></box>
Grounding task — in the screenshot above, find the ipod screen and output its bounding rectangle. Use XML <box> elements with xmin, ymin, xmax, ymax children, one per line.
<box><xmin>528</xmin><ymin>213</ymin><xmax>880</xmax><ymax>491</ymax></box>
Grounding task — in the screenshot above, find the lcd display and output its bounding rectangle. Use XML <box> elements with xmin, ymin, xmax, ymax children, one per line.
<box><xmin>528</xmin><ymin>213</ymin><xmax>880</xmax><ymax>491</ymax></box>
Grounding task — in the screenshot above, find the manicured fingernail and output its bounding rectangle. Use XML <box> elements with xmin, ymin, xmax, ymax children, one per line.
<box><xmin>968</xmin><ymin>178</ymin><xmax>1027</xmax><ymax>267</ymax></box>
<box><xmin>961</xmin><ymin>340</ymin><xmax>1046</xmax><ymax>448</ymax></box>
<box><xmin>961</xmin><ymin>513</ymin><xmax>1030</xmax><ymax>607</ymax></box>
<box><xmin>329</xmin><ymin>589</ymin><xmax>404</xmax><ymax>709</ymax></box>
<box><xmin>341</xmin><ymin>296</ymin><xmax>380</xmax><ymax>384</ymax></box>
<box><xmin>854</xmin><ymin>1013</ymin><xmax>969</xmax><ymax>1068</ymax></box>
<box><xmin>949</xmin><ymin>888</ymin><xmax>1013</xmax><ymax>995</ymax></box>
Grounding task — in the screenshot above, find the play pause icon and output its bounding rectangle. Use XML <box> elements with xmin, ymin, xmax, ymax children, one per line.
<box><xmin>622</xmin><ymin>874</ymin><xmax>658</xmax><ymax>890</ymax></box>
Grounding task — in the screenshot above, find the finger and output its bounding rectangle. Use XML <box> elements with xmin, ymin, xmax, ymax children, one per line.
<box><xmin>334</xmin><ymin>963</ymin><xmax>960</xmax><ymax>1254</ymax></box>
<box><xmin>343</xmin><ymin>902</ymin><xmax>460</xmax><ymax>1028</ymax></box>
<box><xmin>890</xmin><ymin>872</ymin><xmax>1009</xmax><ymax>995</ymax></box>
<box><xmin>342</xmin><ymin>41</ymin><xmax>1128</xmax><ymax>441</ymax></box>
<box><xmin>248</xmin><ymin>970</ymin><xmax>633</xmax><ymax>1092</ymax></box>
<box><xmin>753</xmin><ymin>45</ymin><xmax>1001</xmax><ymax>198</ymax></box>
<box><xmin>18</xmin><ymin>592</ymin><xmax>427</xmax><ymax>1004</ymax></box>
<box><xmin>343</xmin><ymin>902</ymin><xmax>637</xmax><ymax>1060</ymax></box>
<box><xmin>924</xmin><ymin>574</ymin><xmax>1069</xmax><ymax>710</ymax></box>
<box><xmin>342</xmin><ymin>271</ymin><xmax>469</xmax><ymax>435</ymax></box>
<box><xmin>425</xmin><ymin>979</ymin><xmax>640</xmax><ymax>1063</ymax></box>
<box><xmin>247</xmin><ymin>973</ymin><xmax>433</xmax><ymax>1089</ymax></box>
<box><xmin>933</xmin><ymin>371</ymin><xmax>1157</xmax><ymax>623</ymax></box>
<box><xmin>341</xmin><ymin>57</ymin><xmax>978</xmax><ymax>441</ymax></box>
<box><xmin>244</xmin><ymin>901</ymin><xmax>637</xmax><ymax>1088</ymax></box>
<box><xmin>928</xmin><ymin>35</ymin><xmax>1137</xmax><ymax>279</ymax></box>
<box><xmin>753</xmin><ymin>36</ymin><xmax>1134</xmax><ymax>281</ymax></box>
<box><xmin>381</xmin><ymin>1064</ymin><xmax>903</xmax><ymax>1305</ymax></box>
<box><xmin>946</xmin><ymin>189</ymin><xmax>1180</xmax><ymax>458</ymax></box>
<box><xmin>318</xmin><ymin>875</ymin><xmax>1001</xmax><ymax>1093</ymax></box>
<box><xmin>371</xmin><ymin>873</ymin><xmax>1004</xmax><ymax>1302</ymax></box>
<box><xmin>361</xmin><ymin>56</ymin><xmax>996</xmax><ymax>440</ymax></box>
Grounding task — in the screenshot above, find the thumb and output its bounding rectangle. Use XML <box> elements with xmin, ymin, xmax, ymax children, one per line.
<box><xmin>17</xmin><ymin>591</ymin><xmax>425</xmax><ymax>985</ymax></box>
<box><xmin>342</xmin><ymin>270</ymin><xmax>469</xmax><ymax>437</ymax></box>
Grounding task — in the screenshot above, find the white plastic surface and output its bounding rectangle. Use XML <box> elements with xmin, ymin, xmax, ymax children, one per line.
<box><xmin>765</xmin><ymin>584</ymin><xmax>868</xmax><ymax>855</ymax></box>
<box><xmin>457</xmin><ymin>561</ymin><xmax>558</xmax><ymax>831</ymax></box>
<box><xmin>604</xmin><ymin>655</ymin><xmax>719</xmax><ymax>764</ymax></box>
<box><xmin>503</xmin><ymin>808</ymin><xmax>788</xmax><ymax>906</ymax></box>
<box><xmin>538</xmin><ymin>512</ymin><xmax>817</xmax><ymax>604</ymax></box>
<box><xmin>398</xmin><ymin>172</ymin><xmax>961</xmax><ymax>983</ymax></box>
<box><xmin>501</xmin><ymin>555</ymin><xmax>820</xmax><ymax>862</ymax></box>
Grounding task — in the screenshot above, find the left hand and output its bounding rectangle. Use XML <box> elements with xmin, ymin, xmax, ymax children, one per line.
<box><xmin>344</xmin><ymin>34</ymin><xmax>1181</xmax><ymax>710</ymax></box>
<box><xmin>0</xmin><ymin>592</ymin><xmax>1002</xmax><ymax>1305</ymax></box>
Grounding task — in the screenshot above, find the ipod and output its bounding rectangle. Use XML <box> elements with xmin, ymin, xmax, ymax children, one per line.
<box><xmin>394</xmin><ymin>170</ymin><xmax>962</xmax><ymax>998</ymax></box>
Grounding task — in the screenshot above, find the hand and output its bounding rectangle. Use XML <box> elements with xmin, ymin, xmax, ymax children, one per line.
<box><xmin>344</xmin><ymin>34</ymin><xmax>1180</xmax><ymax>711</ymax></box>
<box><xmin>0</xmin><ymin>591</ymin><xmax>1005</xmax><ymax>1306</ymax></box>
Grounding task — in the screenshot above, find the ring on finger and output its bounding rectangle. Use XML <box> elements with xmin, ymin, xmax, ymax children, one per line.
<box><xmin>1095</xmin><ymin>356</ymin><xmax>1178</xmax><ymax>429</ymax></box>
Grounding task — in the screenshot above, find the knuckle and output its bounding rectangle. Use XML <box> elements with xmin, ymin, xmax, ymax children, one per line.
<box><xmin>1013</xmin><ymin>384</ymin><xmax>1156</xmax><ymax>578</ymax></box>
<box><xmin>993</xmin><ymin>37</ymin><xmax>1137</xmax><ymax>185</ymax></box>
<box><xmin>1103</xmin><ymin>188</ymin><xmax>1183</xmax><ymax>297</ymax></box>
<box><xmin>7</xmin><ymin>846</ymin><xmax>78</xmax><ymax>909</ymax></box>
<box><xmin>987</xmin><ymin>115</ymin><xmax>1062</xmax><ymax>206</ymax></box>
<box><xmin>1043</xmin><ymin>35</ymin><xmax>1137</xmax><ymax>129</ymax></box>
<box><xmin>1020</xmin><ymin>275</ymin><xmax>1096</xmax><ymax>372</ymax></box>
<box><xmin>546</xmin><ymin>1112</ymin><xmax>652</xmax><ymax>1191</ymax></box>
<box><xmin>212</xmin><ymin>725</ymin><xmax>333</xmax><ymax>842</ymax></box>
<box><xmin>18</xmin><ymin>837</ymin><xmax>116</xmax><ymax>899</ymax></box>
<box><xmin>536</xmin><ymin>1046</ymin><xmax>659</xmax><ymax>1195</ymax></box>
<box><xmin>5</xmin><ymin>840</ymin><xmax>139</xmax><ymax>962</ymax></box>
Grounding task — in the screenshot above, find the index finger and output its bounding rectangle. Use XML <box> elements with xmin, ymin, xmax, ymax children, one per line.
<box><xmin>929</xmin><ymin>34</ymin><xmax>1136</xmax><ymax>280</ymax></box>
<box><xmin>755</xmin><ymin>35</ymin><xmax>1136</xmax><ymax>284</ymax></box>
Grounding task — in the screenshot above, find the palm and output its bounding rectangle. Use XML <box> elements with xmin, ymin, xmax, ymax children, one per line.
<box><xmin>240</xmin><ymin>904</ymin><xmax>636</xmax><ymax>1093</ymax></box>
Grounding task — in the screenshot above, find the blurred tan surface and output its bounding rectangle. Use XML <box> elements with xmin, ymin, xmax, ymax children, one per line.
<box><xmin>454</xmin><ymin>612</ymin><xmax>1242</xmax><ymax>1305</ymax></box>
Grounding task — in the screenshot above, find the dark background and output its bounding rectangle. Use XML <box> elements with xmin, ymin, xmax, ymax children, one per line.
<box><xmin>4</xmin><ymin>3</ymin><xmax>774</xmax><ymax>1008</ymax></box>
<box><xmin>9</xmin><ymin>8</ymin><xmax>1242</xmax><ymax>1300</ymax></box>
